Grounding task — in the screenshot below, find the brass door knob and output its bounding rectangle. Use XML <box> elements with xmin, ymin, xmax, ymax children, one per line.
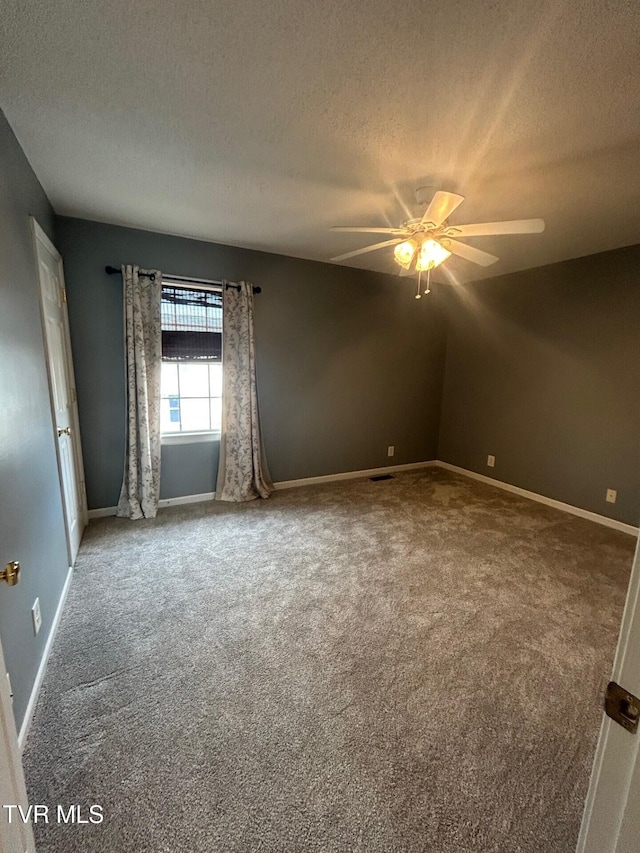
<box><xmin>1</xmin><ymin>561</ymin><xmax>20</xmax><ymax>586</ymax></box>
<box><xmin>57</xmin><ymin>426</ymin><xmax>71</xmax><ymax>437</ymax></box>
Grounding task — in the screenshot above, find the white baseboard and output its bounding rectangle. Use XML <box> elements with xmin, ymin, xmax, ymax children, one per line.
<box><xmin>159</xmin><ymin>491</ymin><xmax>215</xmax><ymax>508</ymax></box>
<box><xmin>87</xmin><ymin>505</ymin><xmax>117</xmax><ymax>519</ymax></box>
<box><xmin>18</xmin><ymin>564</ymin><xmax>73</xmax><ymax>750</ymax></box>
<box><xmin>88</xmin><ymin>492</ymin><xmax>217</xmax><ymax>518</ymax></box>
<box><xmin>87</xmin><ymin>464</ymin><xmax>437</xmax><ymax>517</ymax></box>
<box><xmin>86</xmin><ymin>461</ymin><xmax>637</xmax><ymax>537</ymax></box>
<box><xmin>436</xmin><ymin>461</ymin><xmax>639</xmax><ymax>537</ymax></box>
<box><xmin>273</xmin><ymin>461</ymin><xmax>437</xmax><ymax>491</ymax></box>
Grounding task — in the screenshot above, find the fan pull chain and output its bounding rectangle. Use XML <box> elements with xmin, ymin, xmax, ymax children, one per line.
<box><xmin>424</xmin><ymin>268</ymin><xmax>432</xmax><ymax>295</ymax></box>
<box><xmin>415</xmin><ymin>269</ymin><xmax>422</xmax><ymax>299</ymax></box>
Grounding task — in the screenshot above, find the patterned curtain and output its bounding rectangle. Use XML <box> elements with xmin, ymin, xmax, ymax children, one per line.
<box><xmin>216</xmin><ymin>281</ymin><xmax>273</xmax><ymax>501</ymax></box>
<box><xmin>116</xmin><ymin>265</ymin><xmax>162</xmax><ymax>519</ymax></box>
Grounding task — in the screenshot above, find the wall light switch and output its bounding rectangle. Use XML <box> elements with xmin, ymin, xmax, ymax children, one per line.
<box><xmin>32</xmin><ymin>598</ymin><xmax>41</xmax><ymax>636</ymax></box>
<box><xmin>387</xmin><ymin>445</ymin><xmax>395</xmax><ymax>457</ymax></box>
<box><xmin>606</xmin><ymin>489</ymin><xmax>617</xmax><ymax>504</ymax></box>
<box><xmin>487</xmin><ymin>455</ymin><xmax>496</xmax><ymax>468</ymax></box>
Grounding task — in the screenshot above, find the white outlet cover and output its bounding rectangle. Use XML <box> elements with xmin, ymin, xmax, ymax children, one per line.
<box><xmin>387</xmin><ymin>445</ymin><xmax>395</xmax><ymax>457</ymax></box>
<box><xmin>606</xmin><ymin>489</ymin><xmax>617</xmax><ymax>504</ymax></box>
<box><xmin>487</xmin><ymin>455</ymin><xmax>496</xmax><ymax>468</ymax></box>
<box><xmin>32</xmin><ymin>598</ymin><xmax>41</xmax><ymax>636</ymax></box>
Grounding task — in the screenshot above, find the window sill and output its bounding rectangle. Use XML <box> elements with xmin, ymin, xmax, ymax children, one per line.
<box><xmin>161</xmin><ymin>431</ymin><xmax>221</xmax><ymax>446</ymax></box>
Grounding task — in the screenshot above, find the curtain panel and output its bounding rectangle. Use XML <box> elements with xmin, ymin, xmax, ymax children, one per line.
<box><xmin>216</xmin><ymin>281</ymin><xmax>273</xmax><ymax>501</ymax></box>
<box><xmin>116</xmin><ymin>265</ymin><xmax>162</xmax><ymax>519</ymax></box>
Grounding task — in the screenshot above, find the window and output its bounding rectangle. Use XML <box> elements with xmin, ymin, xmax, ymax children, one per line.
<box><xmin>160</xmin><ymin>282</ymin><xmax>222</xmax><ymax>437</ymax></box>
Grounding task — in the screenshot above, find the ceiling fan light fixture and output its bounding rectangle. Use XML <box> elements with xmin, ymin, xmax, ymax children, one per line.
<box><xmin>330</xmin><ymin>191</ymin><xmax>544</xmax><ymax>282</ymax></box>
<box><xmin>393</xmin><ymin>239</ymin><xmax>418</xmax><ymax>269</ymax></box>
<box><xmin>416</xmin><ymin>238</ymin><xmax>451</xmax><ymax>271</ymax></box>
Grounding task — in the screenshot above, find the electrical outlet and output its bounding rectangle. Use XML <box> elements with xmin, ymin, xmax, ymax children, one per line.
<box><xmin>32</xmin><ymin>598</ymin><xmax>41</xmax><ymax>636</ymax></box>
<box><xmin>387</xmin><ymin>445</ymin><xmax>395</xmax><ymax>457</ymax></box>
<box><xmin>606</xmin><ymin>489</ymin><xmax>617</xmax><ymax>504</ymax></box>
<box><xmin>487</xmin><ymin>455</ymin><xmax>496</xmax><ymax>468</ymax></box>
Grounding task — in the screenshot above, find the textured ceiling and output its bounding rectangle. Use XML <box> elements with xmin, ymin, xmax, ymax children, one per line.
<box><xmin>2</xmin><ymin>0</ymin><xmax>640</xmax><ymax>282</ymax></box>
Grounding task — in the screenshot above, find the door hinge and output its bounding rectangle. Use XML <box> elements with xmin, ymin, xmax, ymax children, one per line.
<box><xmin>61</xmin><ymin>286</ymin><xmax>67</xmax><ymax>303</ymax></box>
<box><xmin>605</xmin><ymin>681</ymin><xmax>640</xmax><ymax>734</ymax></box>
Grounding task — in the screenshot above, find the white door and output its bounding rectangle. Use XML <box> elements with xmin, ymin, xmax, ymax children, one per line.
<box><xmin>577</xmin><ymin>534</ymin><xmax>640</xmax><ymax>852</ymax></box>
<box><xmin>31</xmin><ymin>219</ymin><xmax>87</xmax><ymax>564</ymax></box>
<box><xmin>0</xmin><ymin>635</ymin><xmax>36</xmax><ymax>853</ymax></box>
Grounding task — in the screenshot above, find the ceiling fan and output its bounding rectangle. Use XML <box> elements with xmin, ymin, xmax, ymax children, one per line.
<box><xmin>329</xmin><ymin>191</ymin><xmax>545</xmax><ymax>294</ymax></box>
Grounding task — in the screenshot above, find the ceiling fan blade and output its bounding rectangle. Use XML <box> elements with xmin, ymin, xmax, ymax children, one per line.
<box><xmin>331</xmin><ymin>226</ymin><xmax>406</xmax><ymax>234</ymax></box>
<box><xmin>442</xmin><ymin>238</ymin><xmax>499</xmax><ymax>267</ymax></box>
<box><xmin>421</xmin><ymin>191</ymin><xmax>465</xmax><ymax>227</ymax></box>
<box><xmin>330</xmin><ymin>238</ymin><xmax>404</xmax><ymax>263</ymax></box>
<box><xmin>444</xmin><ymin>218</ymin><xmax>545</xmax><ymax>238</ymax></box>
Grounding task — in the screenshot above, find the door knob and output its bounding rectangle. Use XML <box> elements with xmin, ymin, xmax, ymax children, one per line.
<box><xmin>1</xmin><ymin>561</ymin><xmax>20</xmax><ymax>586</ymax></box>
<box><xmin>57</xmin><ymin>426</ymin><xmax>71</xmax><ymax>436</ymax></box>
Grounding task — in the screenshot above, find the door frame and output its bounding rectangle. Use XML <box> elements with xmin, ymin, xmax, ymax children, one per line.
<box><xmin>0</xmin><ymin>635</ymin><xmax>36</xmax><ymax>853</ymax></box>
<box><xmin>576</xmin><ymin>533</ymin><xmax>640</xmax><ymax>852</ymax></box>
<box><xmin>30</xmin><ymin>218</ymin><xmax>87</xmax><ymax>563</ymax></box>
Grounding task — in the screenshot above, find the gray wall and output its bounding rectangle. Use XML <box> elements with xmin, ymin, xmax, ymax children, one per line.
<box><xmin>54</xmin><ymin>217</ymin><xmax>447</xmax><ymax>508</ymax></box>
<box><xmin>0</xmin><ymin>110</ymin><xmax>71</xmax><ymax>730</ymax></box>
<box><xmin>438</xmin><ymin>247</ymin><xmax>640</xmax><ymax>526</ymax></box>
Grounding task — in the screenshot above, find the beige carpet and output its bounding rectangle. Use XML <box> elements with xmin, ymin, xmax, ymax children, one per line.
<box><xmin>23</xmin><ymin>468</ymin><xmax>633</xmax><ymax>852</ymax></box>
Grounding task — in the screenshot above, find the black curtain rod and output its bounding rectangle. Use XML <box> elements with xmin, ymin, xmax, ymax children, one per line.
<box><xmin>104</xmin><ymin>266</ymin><xmax>261</xmax><ymax>293</ymax></box>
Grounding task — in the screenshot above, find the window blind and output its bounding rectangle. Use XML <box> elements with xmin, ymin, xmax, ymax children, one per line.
<box><xmin>161</xmin><ymin>285</ymin><xmax>222</xmax><ymax>361</ymax></box>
